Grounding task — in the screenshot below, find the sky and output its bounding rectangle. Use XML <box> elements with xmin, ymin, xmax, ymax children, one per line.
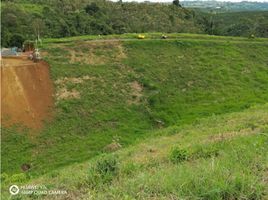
<box><xmin>111</xmin><ymin>0</ymin><xmax>268</xmax><ymax>2</ymax></box>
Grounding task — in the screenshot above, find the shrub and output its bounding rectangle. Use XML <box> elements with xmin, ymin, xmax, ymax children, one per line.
<box><xmin>23</xmin><ymin>40</ymin><xmax>35</xmax><ymax>51</ymax></box>
<box><xmin>88</xmin><ymin>154</ymin><xmax>119</xmax><ymax>186</ymax></box>
<box><xmin>169</xmin><ymin>147</ymin><xmax>189</xmax><ymax>164</ymax></box>
<box><xmin>95</xmin><ymin>154</ymin><xmax>118</xmax><ymax>176</ymax></box>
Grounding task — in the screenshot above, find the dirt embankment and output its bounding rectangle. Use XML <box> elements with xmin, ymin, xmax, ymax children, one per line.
<box><xmin>1</xmin><ymin>57</ymin><xmax>54</xmax><ymax>130</ymax></box>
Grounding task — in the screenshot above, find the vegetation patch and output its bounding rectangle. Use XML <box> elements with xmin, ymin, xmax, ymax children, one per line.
<box><xmin>103</xmin><ymin>137</ymin><xmax>122</xmax><ymax>153</ymax></box>
<box><xmin>127</xmin><ymin>81</ymin><xmax>143</xmax><ymax>105</ymax></box>
<box><xmin>55</xmin><ymin>75</ymin><xmax>95</xmax><ymax>101</ymax></box>
<box><xmin>88</xmin><ymin>154</ymin><xmax>119</xmax><ymax>186</ymax></box>
<box><xmin>62</xmin><ymin>41</ymin><xmax>126</xmax><ymax>65</ymax></box>
<box><xmin>169</xmin><ymin>147</ymin><xmax>189</xmax><ymax>163</ymax></box>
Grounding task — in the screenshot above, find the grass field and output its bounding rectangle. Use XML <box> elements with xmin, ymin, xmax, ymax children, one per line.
<box><xmin>1</xmin><ymin>33</ymin><xmax>268</xmax><ymax>199</ymax></box>
<box><xmin>2</xmin><ymin>104</ymin><xmax>268</xmax><ymax>199</ymax></box>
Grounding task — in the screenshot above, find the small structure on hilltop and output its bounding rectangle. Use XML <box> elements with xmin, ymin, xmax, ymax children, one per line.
<box><xmin>1</xmin><ymin>47</ymin><xmax>19</xmax><ymax>57</ymax></box>
<box><xmin>32</xmin><ymin>48</ymin><xmax>42</xmax><ymax>62</ymax></box>
<box><xmin>27</xmin><ymin>39</ymin><xmax>42</xmax><ymax>62</ymax></box>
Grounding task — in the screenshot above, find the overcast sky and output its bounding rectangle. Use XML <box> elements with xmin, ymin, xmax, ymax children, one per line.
<box><xmin>110</xmin><ymin>0</ymin><xmax>268</xmax><ymax>2</ymax></box>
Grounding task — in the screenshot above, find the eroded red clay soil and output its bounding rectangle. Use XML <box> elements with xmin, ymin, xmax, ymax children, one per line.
<box><xmin>1</xmin><ymin>56</ymin><xmax>54</xmax><ymax>130</ymax></box>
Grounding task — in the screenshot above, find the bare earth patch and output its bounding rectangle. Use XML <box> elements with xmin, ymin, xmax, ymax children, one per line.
<box><xmin>103</xmin><ymin>141</ymin><xmax>122</xmax><ymax>153</ymax></box>
<box><xmin>127</xmin><ymin>81</ymin><xmax>143</xmax><ymax>105</ymax></box>
<box><xmin>1</xmin><ymin>57</ymin><xmax>54</xmax><ymax>130</ymax></box>
<box><xmin>55</xmin><ymin>75</ymin><xmax>94</xmax><ymax>86</ymax></box>
<box><xmin>63</xmin><ymin>41</ymin><xmax>126</xmax><ymax>65</ymax></box>
<box><xmin>56</xmin><ymin>88</ymin><xmax>80</xmax><ymax>100</ymax></box>
<box><xmin>55</xmin><ymin>76</ymin><xmax>94</xmax><ymax>101</ymax></box>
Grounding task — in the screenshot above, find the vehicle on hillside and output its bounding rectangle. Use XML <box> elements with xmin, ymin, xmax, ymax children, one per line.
<box><xmin>161</xmin><ymin>35</ymin><xmax>167</xmax><ymax>39</ymax></box>
<box><xmin>138</xmin><ymin>34</ymin><xmax>145</xmax><ymax>39</ymax></box>
<box><xmin>32</xmin><ymin>48</ymin><xmax>41</xmax><ymax>62</ymax></box>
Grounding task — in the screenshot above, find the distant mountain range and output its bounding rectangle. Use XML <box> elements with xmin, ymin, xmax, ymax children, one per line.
<box><xmin>181</xmin><ymin>1</ymin><xmax>268</xmax><ymax>11</ymax></box>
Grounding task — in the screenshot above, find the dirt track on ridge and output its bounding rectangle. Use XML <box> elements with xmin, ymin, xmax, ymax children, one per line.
<box><xmin>1</xmin><ymin>57</ymin><xmax>54</xmax><ymax>130</ymax></box>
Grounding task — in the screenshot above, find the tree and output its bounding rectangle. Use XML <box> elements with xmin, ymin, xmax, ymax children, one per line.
<box><xmin>1</xmin><ymin>30</ymin><xmax>11</xmax><ymax>47</ymax></box>
<box><xmin>1</xmin><ymin>0</ymin><xmax>204</xmax><ymax>39</ymax></box>
<box><xmin>173</xmin><ymin>0</ymin><xmax>181</xmax><ymax>7</ymax></box>
<box><xmin>9</xmin><ymin>34</ymin><xmax>25</xmax><ymax>48</ymax></box>
<box><xmin>32</xmin><ymin>18</ymin><xmax>45</xmax><ymax>42</ymax></box>
<box><xmin>255</xmin><ymin>20</ymin><xmax>268</xmax><ymax>37</ymax></box>
<box><xmin>85</xmin><ymin>3</ymin><xmax>100</xmax><ymax>15</ymax></box>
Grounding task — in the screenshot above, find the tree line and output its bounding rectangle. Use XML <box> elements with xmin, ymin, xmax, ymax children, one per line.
<box><xmin>1</xmin><ymin>0</ymin><xmax>268</xmax><ymax>47</ymax></box>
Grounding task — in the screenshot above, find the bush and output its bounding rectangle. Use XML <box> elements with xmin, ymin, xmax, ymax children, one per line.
<box><xmin>88</xmin><ymin>154</ymin><xmax>119</xmax><ymax>186</ymax></box>
<box><xmin>95</xmin><ymin>154</ymin><xmax>118</xmax><ymax>176</ymax></box>
<box><xmin>23</xmin><ymin>40</ymin><xmax>35</xmax><ymax>51</ymax></box>
<box><xmin>169</xmin><ymin>147</ymin><xmax>189</xmax><ymax>164</ymax></box>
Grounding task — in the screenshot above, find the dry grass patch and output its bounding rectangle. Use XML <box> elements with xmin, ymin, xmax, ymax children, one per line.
<box><xmin>63</xmin><ymin>41</ymin><xmax>126</xmax><ymax>65</ymax></box>
<box><xmin>55</xmin><ymin>75</ymin><xmax>94</xmax><ymax>86</ymax></box>
<box><xmin>55</xmin><ymin>75</ymin><xmax>95</xmax><ymax>101</ymax></box>
<box><xmin>127</xmin><ymin>81</ymin><xmax>143</xmax><ymax>105</ymax></box>
<box><xmin>56</xmin><ymin>88</ymin><xmax>80</xmax><ymax>100</ymax></box>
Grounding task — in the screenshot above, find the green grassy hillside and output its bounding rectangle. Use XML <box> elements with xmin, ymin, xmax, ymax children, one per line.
<box><xmin>2</xmin><ymin>34</ymin><xmax>268</xmax><ymax>186</ymax></box>
<box><xmin>2</xmin><ymin>103</ymin><xmax>268</xmax><ymax>199</ymax></box>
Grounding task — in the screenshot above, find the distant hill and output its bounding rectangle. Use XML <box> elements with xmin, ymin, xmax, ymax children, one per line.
<box><xmin>1</xmin><ymin>0</ymin><xmax>268</xmax><ymax>48</ymax></box>
<box><xmin>195</xmin><ymin>10</ymin><xmax>268</xmax><ymax>38</ymax></box>
<box><xmin>182</xmin><ymin>1</ymin><xmax>268</xmax><ymax>12</ymax></box>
